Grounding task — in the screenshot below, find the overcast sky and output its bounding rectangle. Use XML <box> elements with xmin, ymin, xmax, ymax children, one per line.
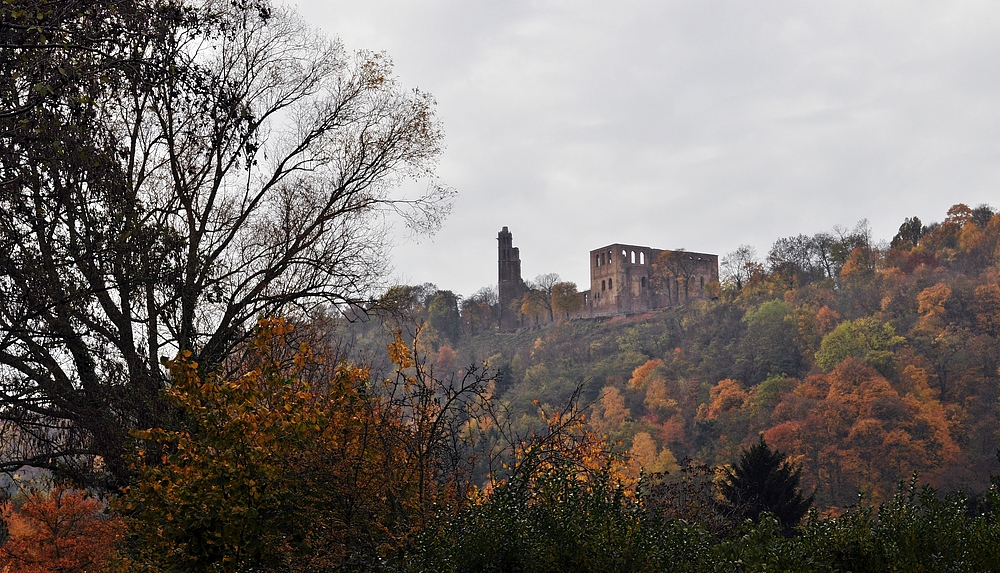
<box><xmin>290</xmin><ymin>0</ymin><xmax>1000</xmax><ymax>298</ymax></box>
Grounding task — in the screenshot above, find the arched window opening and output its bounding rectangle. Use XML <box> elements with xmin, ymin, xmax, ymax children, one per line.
<box><xmin>700</xmin><ymin>276</ymin><xmax>705</xmax><ymax>288</ymax></box>
<box><xmin>641</xmin><ymin>276</ymin><xmax>646</xmax><ymax>288</ymax></box>
<box><xmin>622</xmin><ymin>249</ymin><xmax>627</xmax><ymax>257</ymax></box>
<box><xmin>608</xmin><ymin>278</ymin><xmax>613</xmax><ymax>290</ymax></box>
<box><xmin>631</xmin><ymin>250</ymin><xmax>636</xmax><ymax>264</ymax></box>
<box><xmin>602</xmin><ymin>280</ymin><xmax>606</xmax><ymax>291</ymax></box>
<box><xmin>640</xmin><ymin>252</ymin><xmax>645</xmax><ymax>265</ymax></box>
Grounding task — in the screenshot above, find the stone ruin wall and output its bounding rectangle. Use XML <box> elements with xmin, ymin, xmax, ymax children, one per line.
<box><xmin>583</xmin><ymin>244</ymin><xmax>718</xmax><ymax>317</ymax></box>
<box><xmin>498</xmin><ymin>228</ymin><xmax>719</xmax><ymax>330</ymax></box>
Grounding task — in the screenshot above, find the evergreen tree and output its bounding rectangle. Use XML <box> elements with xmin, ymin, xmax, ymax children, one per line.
<box><xmin>721</xmin><ymin>436</ymin><xmax>814</xmax><ymax>534</ymax></box>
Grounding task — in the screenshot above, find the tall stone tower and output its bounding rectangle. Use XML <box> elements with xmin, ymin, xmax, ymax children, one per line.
<box><xmin>498</xmin><ymin>226</ymin><xmax>525</xmax><ymax>331</ymax></box>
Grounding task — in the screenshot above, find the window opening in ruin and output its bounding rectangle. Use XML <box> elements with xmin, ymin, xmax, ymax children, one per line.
<box><xmin>631</xmin><ymin>250</ymin><xmax>636</xmax><ymax>264</ymax></box>
<box><xmin>622</xmin><ymin>249</ymin><xmax>626</xmax><ymax>257</ymax></box>
<box><xmin>608</xmin><ymin>278</ymin><xmax>613</xmax><ymax>290</ymax></box>
<box><xmin>700</xmin><ymin>276</ymin><xmax>705</xmax><ymax>288</ymax></box>
<box><xmin>640</xmin><ymin>252</ymin><xmax>645</xmax><ymax>265</ymax></box>
<box><xmin>602</xmin><ymin>280</ymin><xmax>606</xmax><ymax>291</ymax></box>
<box><xmin>641</xmin><ymin>276</ymin><xmax>646</xmax><ymax>288</ymax></box>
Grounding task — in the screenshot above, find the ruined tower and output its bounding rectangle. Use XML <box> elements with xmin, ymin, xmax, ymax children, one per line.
<box><xmin>498</xmin><ymin>226</ymin><xmax>526</xmax><ymax>331</ymax></box>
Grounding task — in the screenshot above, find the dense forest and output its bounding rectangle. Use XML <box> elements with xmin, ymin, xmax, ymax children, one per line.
<box><xmin>362</xmin><ymin>203</ymin><xmax>1000</xmax><ymax>511</ymax></box>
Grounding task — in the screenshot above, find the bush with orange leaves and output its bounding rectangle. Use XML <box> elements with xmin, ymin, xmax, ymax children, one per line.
<box><xmin>0</xmin><ymin>486</ymin><xmax>122</xmax><ymax>573</ymax></box>
<box><xmin>120</xmin><ymin>319</ymin><xmax>498</xmax><ymax>572</ymax></box>
<box><xmin>496</xmin><ymin>391</ymin><xmax>637</xmax><ymax>495</ymax></box>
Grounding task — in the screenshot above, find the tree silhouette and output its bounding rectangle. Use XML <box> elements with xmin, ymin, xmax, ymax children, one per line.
<box><xmin>721</xmin><ymin>436</ymin><xmax>814</xmax><ymax>534</ymax></box>
<box><xmin>0</xmin><ymin>0</ymin><xmax>451</xmax><ymax>486</ymax></box>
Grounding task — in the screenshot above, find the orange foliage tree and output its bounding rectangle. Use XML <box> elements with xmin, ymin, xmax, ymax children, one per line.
<box><xmin>0</xmin><ymin>486</ymin><xmax>121</xmax><ymax>573</ymax></box>
<box><xmin>121</xmin><ymin>318</ymin><xmax>496</xmax><ymax>571</ymax></box>
<box><xmin>492</xmin><ymin>390</ymin><xmax>638</xmax><ymax>497</ymax></box>
<box><xmin>763</xmin><ymin>359</ymin><xmax>958</xmax><ymax>506</ymax></box>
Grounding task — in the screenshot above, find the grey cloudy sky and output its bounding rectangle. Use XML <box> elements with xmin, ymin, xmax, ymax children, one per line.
<box><xmin>291</xmin><ymin>0</ymin><xmax>1000</xmax><ymax>298</ymax></box>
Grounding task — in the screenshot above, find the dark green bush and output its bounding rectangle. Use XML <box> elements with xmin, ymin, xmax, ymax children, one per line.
<box><xmin>404</xmin><ymin>464</ymin><xmax>711</xmax><ymax>573</ymax></box>
<box><xmin>399</xmin><ymin>475</ymin><xmax>1000</xmax><ymax>573</ymax></box>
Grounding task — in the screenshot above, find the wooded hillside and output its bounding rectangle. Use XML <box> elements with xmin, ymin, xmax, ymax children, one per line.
<box><xmin>379</xmin><ymin>203</ymin><xmax>1000</xmax><ymax>510</ymax></box>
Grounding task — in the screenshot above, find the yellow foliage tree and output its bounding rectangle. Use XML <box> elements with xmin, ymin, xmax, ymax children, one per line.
<box><xmin>630</xmin><ymin>432</ymin><xmax>679</xmax><ymax>474</ymax></box>
<box><xmin>589</xmin><ymin>386</ymin><xmax>629</xmax><ymax>437</ymax></box>
<box><xmin>644</xmin><ymin>378</ymin><xmax>679</xmax><ymax>421</ymax></box>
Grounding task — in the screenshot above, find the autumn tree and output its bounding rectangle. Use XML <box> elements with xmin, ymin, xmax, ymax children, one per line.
<box><xmin>0</xmin><ymin>0</ymin><xmax>452</xmax><ymax>485</ymax></box>
<box><xmin>831</xmin><ymin>220</ymin><xmax>874</xmax><ymax>274</ymax></box>
<box><xmin>551</xmin><ymin>281</ymin><xmax>583</xmax><ymax>320</ymax></box>
<box><xmin>519</xmin><ymin>290</ymin><xmax>549</xmax><ymax>326</ymax></box>
<box><xmin>767</xmin><ymin>234</ymin><xmax>825</xmax><ymax>287</ymax></box>
<box><xmin>379</xmin><ymin>283</ymin><xmax>441</xmax><ymax>321</ymax></box>
<box><xmin>524</xmin><ymin>273</ymin><xmax>561</xmax><ymax>323</ymax></box>
<box><xmin>911</xmin><ymin>284</ymin><xmax>967</xmax><ymax>400</ymax></box>
<box><xmin>0</xmin><ymin>486</ymin><xmax>122</xmax><ymax>573</ymax></box>
<box><xmin>461</xmin><ymin>286</ymin><xmax>498</xmax><ymax>334</ymax></box>
<box><xmin>654</xmin><ymin>250</ymin><xmax>700</xmax><ymax>304</ymax></box>
<box><xmin>630</xmin><ymin>431</ymin><xmax>679</xmax><ymax>474</ymax></box>
<box><xmin>122</xmin><ymin>318</ymin><xmax>497</xmax><ymax>570</ymax></box>
<box><xmin>589</xmin><ymin>386</ymin><xmax>630</xmax><ymax>438</ymax></box>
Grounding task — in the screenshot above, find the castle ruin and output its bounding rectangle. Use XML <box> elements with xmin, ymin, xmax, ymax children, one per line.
<box><xmin>498</xmin><ymin>228</ymin><xmax>718</xmax><ymax>328</ymax></box>
<box><xmin>584</xmin><ymin>243</ymin><xmax>718</xmax><ymax>316</ymax></box>
<box><xmin>497</xmin><ymin>226</ymin><xmax>527</xmax><ymax>330</ymax></box>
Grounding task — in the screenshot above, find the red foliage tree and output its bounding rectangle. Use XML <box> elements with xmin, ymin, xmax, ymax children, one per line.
<box><xmin>0</xmin><ymin>486</ymin><xmax>121</xmax><ymax>573</ymax></box>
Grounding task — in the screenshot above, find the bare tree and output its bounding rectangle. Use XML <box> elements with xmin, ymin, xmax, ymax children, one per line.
<box><xmin>720</xmin><ymin>245</ymin><xmax>760</xmax><ymax>291</ymax></box>
<box><xmin>0</xmin><ymin>1</ymin><xmax>451</xmax><ymax>484</ymax></box>
<box><xmin>811</xmin><ymin>233</ymin><xmax>838</xmax><ymax>279</ymax></box>
<box><xmin>529</xmin><ymin>273</ymin><xmax>561</xmax><ymax>323</ymax></box>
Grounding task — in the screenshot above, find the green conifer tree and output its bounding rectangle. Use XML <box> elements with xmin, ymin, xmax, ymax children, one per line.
<box><xmin>721</xmin><ymin>436</ymin><xmax>814</xmax><ymax>534</ymax></box>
